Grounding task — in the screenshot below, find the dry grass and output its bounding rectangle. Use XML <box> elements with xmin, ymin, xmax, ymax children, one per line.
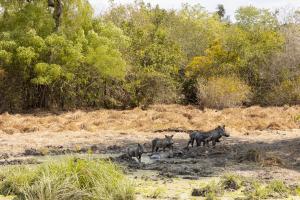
<box><xmin>0</xmin><ymin>105</ymin><xmax>299</xmax><ymax>134</ymax></box>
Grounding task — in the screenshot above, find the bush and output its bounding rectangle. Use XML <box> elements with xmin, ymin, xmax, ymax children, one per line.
<box><xmin>127</xmin><ymin>69</ymin><xmax>179</xmax><ymax>108</ymax></box>
<box><xmin>0</xmin><ymin>158</ymin><xmax>135</xmax><ymax>200</ymax></box>
<box><xmin>196</xmin><ymin>76</ymin><xmax>252</xmax><ymax>109</ymax></box>
<box><xmin>266</xmin><ymin>77</ymin><xmax>300</xmax><ymax>106</ymax></box>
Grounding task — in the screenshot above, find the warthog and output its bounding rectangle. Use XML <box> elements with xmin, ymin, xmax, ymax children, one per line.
<box><xmin>127</xmin><ymin>144</ymin><xmax>144</xmax><ymax>163</ymax></box>
<box><xmin>204</xmin><ymin>125</ymin><xmax>229</xmax><ymax>146</ymax></box>
<box><xmin>187</xmin><ymin>125</ymin><xmax>229</xmax><ymax>148</ymax></box>
<box><xmin>186</xmin><ymin>131</ymin><xmax>209</xmax><ymax>148</ymax></box>
<box><xmin>152</xmin><ymin>135</ymin><xmax>174</xmax><ymax>153</ymax></box>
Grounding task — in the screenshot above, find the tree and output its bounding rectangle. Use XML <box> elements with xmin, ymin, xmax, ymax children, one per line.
<box><xmin>216</xmin><ymin>4</ymin><xmax>225</xmax><ymax>19</ymax></box>
<box><xmin>0</xmin><ymin>0</ymin><xmax>129</xmax><ymax>111</ymax></box>
<box><xmin>235</xmin><ymin>6</ymin><xmax>279</xmax><ymax>29</ymax></box>
<box><xmin>0</xmin><ymin>1</ymin><xmax>299</xmax><ymax>111</ymax></box>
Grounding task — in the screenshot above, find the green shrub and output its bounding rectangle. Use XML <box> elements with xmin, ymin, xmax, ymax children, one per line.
<box><xmin>197</xmin><ymin>76</ymin><xmax>252</xmax><ymax>109</ymax></box>
<box><xmin>127</xmin><ymin>69</ymin><xmax>179</xmax><ymax>108</ymax></box>
<box><xmin>0</xmin><ymin>158</ymin><xmax>134</xmax><ymax>200</ymax></box>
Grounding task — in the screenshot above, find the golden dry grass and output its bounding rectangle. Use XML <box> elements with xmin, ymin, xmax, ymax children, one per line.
<box><xmin>0</xmin><ymin>105</ymin><xmax>299</xmax><ymax>134</ymax></box>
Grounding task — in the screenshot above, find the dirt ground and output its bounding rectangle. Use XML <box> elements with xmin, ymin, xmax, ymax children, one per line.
<box><xmin>0</xmin><ymin>105</ymin><xmax>299</xmax><ymax>199</ymax></box>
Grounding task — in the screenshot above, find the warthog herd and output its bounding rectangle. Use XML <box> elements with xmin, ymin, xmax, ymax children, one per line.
<box><xmin>127</xmin><ymin>125</ymin><xmax>230</xmax><ymax>162</ymax></box>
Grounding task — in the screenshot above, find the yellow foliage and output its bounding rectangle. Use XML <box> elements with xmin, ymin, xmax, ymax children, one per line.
<box><xmin>185</xmin><ymin>56</ymin><xmax>212</xmax><ymax>77</ymax></box>
<box><xmin>186</xmin><ymin>39</ymin><xmax>241</xmax><ymax>78</ymax></box>
<box><xmin>205</xmin><ymin>40</ymin><xmax>227</xmax><ymax>61</ymax></box>
<box><xmin>197</xmin><ymin>76</ymin><xmax>252</xmax><ymax>109</ymax></box>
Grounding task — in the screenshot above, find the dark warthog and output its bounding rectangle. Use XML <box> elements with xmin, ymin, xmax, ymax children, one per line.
<box><xmin>204</xmin><ymin>125</ymin><xmax>230</xmax><ymax>146</ymax></box>
<box><xmin>187</xmin><ymin>125</ymin><xmax>229</xmax><ymax>148</ymax></box>
<box><xmin>127</xmin><ymin>144</ymin><xmax>144</xmax><ymax>163</ymax></box>
<box><xmin>186</xmin><ymin>131</ymin><xmax>209</xmax><ymax>148</ymax></box>
<box><xmin>152</xmin><ymin>135</ymin><xmax>174</xmax><ymax>153</ymax></box>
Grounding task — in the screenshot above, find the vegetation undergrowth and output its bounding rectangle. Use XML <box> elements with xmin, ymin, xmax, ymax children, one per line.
<box><xmin>0</xmin><ymin>157</ymin><xmax>135</xmax><ymax>200</ymax></box>
<box><xmin>191</xmin><ymin>174</ymin><xmax>298</xmax><ymax>200</ymax></box>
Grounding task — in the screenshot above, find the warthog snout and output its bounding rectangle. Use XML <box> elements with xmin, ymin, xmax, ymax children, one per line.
<box><xmin>224</xmin><ymin>132</ymin><xmax>230</xmax><ymax>137</ymax></box>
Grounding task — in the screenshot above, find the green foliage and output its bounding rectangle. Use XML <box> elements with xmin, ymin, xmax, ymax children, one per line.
<box><xmin>0</xmin><ymin>158</ymin><xmax>135</xmax><ymax>200</ymax></box>
<box><xmin>0</xmin><ymin>0</ymin><xmax>129</xmax><ymax>111</ymax></box>
<box><xmin>31</xmin><ymin>63</ymin><xmax>62</xmax><ymax>85</ymax></box>
<box><xmin>115</xmin><ymin>4</ymin><xmax>183</xmax><ymax>76</ymax></box>
<box><xmin>0</xmin><ymin>1</ymin><xmax>299</xmax><ymax>111</ymax></box>
<box><xmin>197</xmin><ymin>76</ymin><xmax>252</xmax><ymax>109</ymax></box>
<box><xmin>87</xmin><ymin>45</ymin><xmax>125</xmax><ymax>79</ymax></box>
<box><xmin>127</xmin><ymin>69</ymin><xmax>179</xmax><ymax>108</ymax></box>
<box><xmin>16</xmin><ymin>46</ymin><xmax>37</xmax><ymax>66</ymax></box>
<box><xmin>235</xmin><ymin>6</ymin><xmax>279</xmax><ymax>29</ymax></box>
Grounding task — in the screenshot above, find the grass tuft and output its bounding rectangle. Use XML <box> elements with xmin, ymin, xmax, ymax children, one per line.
<box><xmin>244</xmin><ymin>180</ymin><xmax>291</xmax><ymax>200</ymax></box>
<box><xmin>266</xmin><ymin>180</ymin><xmax>290</xmax><ymax>198</ymax></box>
<box><xmin>148</xmin><ymin>187</ymin><xmax>166</xmax><ymax>199</ymax></box>
<box><xmin>192</xmin><ymin>181</ymin><xmax>223</xmax><ymax>198</ymax></box>
<box><xmin>0</xmin><ymin>157</ymin><xmax>134</xmax><ymax>200</ymax></box>
<box><xmin>295</xmin><ymin>186</ymin><xmax>300</xmax><ymax>196</ymax></box>
<box><xmin>205</xmin><ymin>192</ymin><xmax>220</xmax><ymax>200</ymax></box>
<box><xmin>221</xmin><ymin>174</ymin><xmax>243</xmax><ymax>191</ymax></box>
<box><xmin>245</xmin><ymin>181</ymin><xmax>270</xmax><ymax>200</ymax></box>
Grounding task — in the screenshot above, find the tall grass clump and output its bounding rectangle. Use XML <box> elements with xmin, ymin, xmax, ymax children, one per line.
<box><xmin>244</xmin><ymin>180</ymin><xmax>291</xmax><ymax>200</ymax></box>
<box><xmin>266</xmin><ymin>180</ymin><xmax>290</xmax><ymax>198</ymax></box>
<box><xmin>197</xmin><ymin>77</ymin><xmax>252</xmax><ymax>109</ymax></box>
<box><xmin>220</xmin><ymin>174</ymin><xmax>243</xmax><ymax>191</ymax></box>
<box><xmin>244</xmin><ymin>181</ymin><xmax>270</xmax><ymax>200</ymax></box>
<box><xmin>191</xmin><ymin>181</ymin><xmax>223</xmax><ymax>198</ymax></box>
<box><xmin>0</xmin><ymin>158</ymin><xmax>134</xmax><ymax>200</ymax></box>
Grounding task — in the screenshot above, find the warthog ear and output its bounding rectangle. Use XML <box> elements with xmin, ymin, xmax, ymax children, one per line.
<box><xmin>222</xmin><ymin>125</ymin><xmax>225</xmax><ymax>129</ymax></box>
<box><xmin>165</xmin><ymin>135</ymin><xmax>168</xmax><ymax>138</ymax></box>
<box><xmin>170</xmin><ymin>135</ymin><xmax>174</xmax><ymax>138</ymax></box>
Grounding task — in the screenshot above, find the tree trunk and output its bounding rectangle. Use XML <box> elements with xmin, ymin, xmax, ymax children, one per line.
<box><xmin>48</xmin><ymin>0</ymin><xmax>62</xmax><ymax>31</ymax></box>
